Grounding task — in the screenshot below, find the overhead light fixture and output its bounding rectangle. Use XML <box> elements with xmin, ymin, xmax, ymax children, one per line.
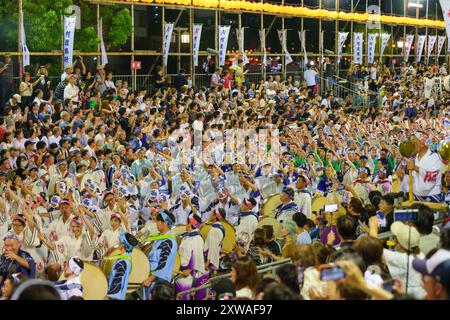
<box><xmin>408</xmin><ymin>2</ymin><xmax>423</xmax><ymax>8</ymax></box>
<box><xmin>181</xmin><ymin>31</ymin><xmax>190</xmax><ymax>44</ymax></box>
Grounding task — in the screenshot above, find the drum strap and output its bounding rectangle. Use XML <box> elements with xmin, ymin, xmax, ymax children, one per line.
<box><xmin>140</xmin><ymin>233</ymin><xmax>176</xmax><ymax>244</ymax></box>
<box><xmin>103</xmin><ymin>253</ymin><xmax>133</xmax><ymax>273</ymax></box>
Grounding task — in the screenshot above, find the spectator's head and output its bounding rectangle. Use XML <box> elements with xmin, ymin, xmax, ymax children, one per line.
<box><xmin>150</xmin><ymin>280</ymin><xmax>174</xmax><ymax>300</ymax></box>
<box><xmin>11</xmin><ymin>279</ymin><xmax>61</xmax><ymax>300</ymax></box>
<box><xmin>348</xmin><ymin>197</ymin><xmax>364</xmax><ymax>216</ymax></box>
<box><xmin>231</xmin><ymin>256</ymin><xmax>259</xmax><ymax>293</ymax></box>
<box><xmin>275</xmin><ymin>264</ymin><xmax>300</xmax><ymax>295</ymax></box>
<box><xmin>353</xmin><ymin>236</ymin><xmax>384</xmax><ymax>269</ymax></box>
<box><xmin>336</xmin><ymin>215</ymin><xmax>357</xmax><ymax>241</ymax></box>
<box><xmin>411</xmin><ymin>203</ymin><xmax>435</xmax><ymax>235</ymax></box>
<box><xmin>413</xmin><ymin>249</ymin><xmax>450</xmax><ymax>300</ymax></box>
<box><xmin>292</xmin><ymin>212</ymin><xmax>307</xmax><ymax>229</ymax></box>
<box><xmin>379</xmin><ymin>194</ymin><xmax>395</xmax><ymax>214</ymax></box>
<box><xmin>262</xmin><ymin>283</ymin><xmax>298</xmax><ymax>300</ymax></box>
<box><xmin>212</xmin><ymin>278</ymin><xmax>236</xmax><ymax>300</ymax></box>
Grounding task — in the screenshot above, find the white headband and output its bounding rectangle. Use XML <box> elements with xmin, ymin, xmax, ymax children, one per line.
<box><xmin>69</xmin><ymin>258</ymin><xmax>82</xmax><ymax>276</ymax></box>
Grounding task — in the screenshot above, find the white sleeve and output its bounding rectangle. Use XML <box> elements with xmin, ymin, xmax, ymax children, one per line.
<box><xmin>205</xmin><ymin>229</ymin><xmax>222</xmax><ymax>268</ymax></box>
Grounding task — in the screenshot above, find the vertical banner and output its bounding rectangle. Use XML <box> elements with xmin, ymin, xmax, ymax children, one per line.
<box><xmin>439</xmin><ymin>0</ymin><xmax>450</xmax><ymax>51</ymax></box>
<box><xmin>63</xmin><ymin>16</ymin><xmax>76</xmax><ymax>68</ymax></box>
<box><xmin>367</xmin><ymin>33</ymin><xmax>377</xmax><ymax>64</ymax></box>
<box><xmin>298</xmin><ymin>30</ymin><xmax>308</xmax><ymax>67</ymax></box>
<box><xmin>425</xmin><ymin>77</ymin><xmax>435</xmax><ymax>99</ymax></box>
<box><xmin>380</xmin><ymin>34</ymin><xmax>391</xmax><ymax>60</ymax></box>
<box><xmin>437</xmin><ymin>35</ymin><xmax>446</xmax><ymax>57</ymax></box>
<box><xmin>99</xmin><ymin>18</ymin><xmax>108</xmax><ymax>67</ymax></box>
<box><xmin>320</xmin><ymin>30</ymin><xmax>324</xmax><ymax>63</ymax></box>
<box><xmin>260</xmin><ymin>29</ymin><xmax>267</xmax><ymax>66</ymax></box>
<box><xmin>416</xmin><ymin>35</ymin><xmax>426</xmax><ymax>62</ymax></box>
<box><xmin>20</xmin><ymin>1</ymin><xmax>30</xmax><ymax>69</ymax></box>
<box><xmin>337</xmin><ymin>32</ymin><xmax>349</xmax><ymax>64</ymax></box>
<box><xmin>192</xmin><ymin>24</ymin><xmax>202</xmax><ymax>67</ymax></box>
<box><xmin>353</xmin><ymin>32</ymin><xmax>364</xmax><ymax>64</ymax></box>
<box><xmin>236</xmin><ymin>27</ymin><xmax>249</xmax><ymax>65</ymax></box>
<box><xmin>163</xmin><ymin>22</ymin><xmax>174</xmax><ymax>67</ymax></box>
<box><xmin>427</xmin><ymin>35</ymin><xmax>437</xmax><ymax>64</ymax></box>
<box><xmin>404</xmin><ymin>34</ymin><xmax>415</xmax><ymax>62</ymax></box>
<box><xmin>218</xmin><ymin>26</ymin><xmax>231</xmax><ymax>66</ymax></box>
<box><xmin>278</xmin><ymin>29</ymin><xmax>293</xmax><ymax>65</ymax></box>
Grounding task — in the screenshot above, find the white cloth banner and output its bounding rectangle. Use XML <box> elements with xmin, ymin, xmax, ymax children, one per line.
<box><xmin>320</xmin><ymin>31</ymin><xmax>324</xmax><ymax>63</ymax></box>
<box><xmin>353</xmin><ymin>32</ymin><xmax>364</xmax><ymax>64</ymax></box>
<box><xmin>193</xmin><ymin>24</ymin><xmax>202</xmax><ymax>67</ymax></box>
<box><xmin>417</xmin><ymin>35</ymin><xmax>426</xmax><ymax>62</ymax></box>
<box><xmin>218</xmin><ymin>26</ymin><xmax>231</xmax><ymax>66</ymax></box>
<box><xmin>439</xmin><ymin>0</ymin><xmax>450</xmax><ymax>51</ymax></box>
<box><xmin>425</xmin><ymin>77</ymin><xmax>435</xmax><ymax>99</ymax></box>
<box><xmin>404</xmin><ymin>34</ymin><xmax>415</xmax><ymax>62</ymax></box>
<box><xmin>337</xmin><ymin>32</ymin><xmax>348</xmax><ymax>64</ymax></box>
<box><xmin>63</xmin><ymin>16</ymin><xmax>76</xmax><ymax>68</ymax></box>
<box><xmin>367</xmin><ymin>33</ymin><xmax>377</xmax><ymax>64</ymax></box>
<box><xmin>236</xmin><ymin>27</ymin><xmax>249</xmax><ymax>65</ymax></box>
<box><xmin>260</xmin><ymin>29</ymin><xmax>267</xmax><ymax>66</ymax></box>
<box><xmin>163</xmin><ymin>22</ymin><xmax>174</xmax><ymax>67</ymax></box>
<box><xmin>277</xmin><ymin>29</ymin><xmax>293</xmax><ymax>65</ymax></box>
<box><xmin>437</xmin><ymin>35</ymin><xmax>446</xmax><ymax>57</ymax></box>
<box><xmin>20</xmin><ymin>2</ymin><xmax>30</xmax><ymax>68</ymax></box>
<box><xmin>99</xmin><ymin>18</ymin><xmax>108</xmax><ymax>67</ymax></box>
<box><xmin>427</xmin><ymin>35</ymin><xmax>437</xmax><ymax>63</ymax></box>
<box><xmin>380</xmin><ymin>34</ymin><xmax>390</xmax><ymax>59</ymax></box>
<box><xmin>298</xmin><ymin>31</ymin><xmax>308</xmax><ymax>67</ymax></box>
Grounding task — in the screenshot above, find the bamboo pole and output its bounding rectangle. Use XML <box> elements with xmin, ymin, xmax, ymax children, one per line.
<box><xmin>282</xmin><ymin>0</ymin><xmax>286</xmax><ymax>80</ymax></box>
<box><xmin>189</xmin><ymin>7</ymin><xmax>193</xmax><ymax>85</ymax></box>
<box><xmin>261</xmin><ymin>0</ymin><xmax>264</xmax><ymax>81</ymax></box>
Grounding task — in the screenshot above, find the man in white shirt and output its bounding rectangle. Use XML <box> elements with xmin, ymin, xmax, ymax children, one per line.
<box><xmin>303</xmin><ymin>66</ymin><xmax>317</xmax><ymax>98</ymax></box>
<box><xmin>63</xmin><ymin>75</ymin><xmax>79</xmax><ymax>104</ymax></box>
<box><xmin>408</xmin><ymin>132</ymin><xmax>444</xmax><ymax>202</ymax></box>
<box><xmin>211</xmin><ymin>67</ymin><xmax>222</xmax><ymax>87</ymax></box>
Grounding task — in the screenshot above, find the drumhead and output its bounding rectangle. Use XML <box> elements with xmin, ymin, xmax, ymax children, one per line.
<box><xmin>128</xmin><ymin>248</ymin><xmax>150</xmax><ymax>285</ymax></box>
<box><xmin>221</xmin><ymin>220</ymin><xmax>236</xmax><ymax>254</ymax></box>
<box><xmin>262</xmin><ymin>194</ymin><xmax>282</xmax><ymax>218</ymax></box>
<box><xmin>80</xmin><ymin>263</ymin><xmax>108</xmax><ymax>300</ymax></box>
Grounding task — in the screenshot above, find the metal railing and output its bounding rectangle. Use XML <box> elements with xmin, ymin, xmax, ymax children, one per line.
<box><xmin>175</xmin><ymin>258</ymin><xmax>292</xmax><ymax>299</ymax></box>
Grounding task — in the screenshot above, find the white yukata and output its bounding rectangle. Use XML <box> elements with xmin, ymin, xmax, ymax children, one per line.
<box><xmin>204</xmin><ymin>223</ymin><xmax>224</xmax><ymax>271</ymax></box>
<box><xmin>55</xmin><ymin>276</ymin><xmax>83</xmax><ymax>300</ymax></box>
<box><xmin>413</xmin><ymin>149</ymin><xmax>443</xmax><ymax>199</ymax></box>
<box><xmin>50</xmin><ymin>231</ymin><xmax>97</xmax><ymax>266</ymax></box>
<box><xmin>98</xmin><ymin>228</ymin><xmax>122</xmax><ymax>255</ymax></box>
<box><xmin>175</xmin><ymin>230</ymin><xmax>208</xmax><ymax>300</ymax></box>
<box><xmin>236</xmin><ymin>211</ymin><xmax>259</xmax><ymax>249</ymax></box>
<box><xmin>294</xmin><ymin>189</ymin><xmax>312</xmax><ymax>219</ymax></box>
<box><xmin>45</xmin><ymin>215</ymin><xmax>75</xmax><ymax>242</ymax></box>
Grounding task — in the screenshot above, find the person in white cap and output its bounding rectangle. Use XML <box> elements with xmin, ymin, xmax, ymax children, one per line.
<box><xmin>53</xmin><ymin>256</ymin><xmax>84</xmax><ymax>300</ymax></box>
<box><xmin>413</xmin><ymin>249</ymin><xmax>450</xmax><ymax>300</ymax></box>
<box><xmin>381</xmin><ymin>221</ymin><xmax>426</xmax><ymax>299</ymax></box>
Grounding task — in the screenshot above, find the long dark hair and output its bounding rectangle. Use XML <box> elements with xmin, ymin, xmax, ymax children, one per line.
<box><xmin>232</xmin><ymin>256</ymin><xmax>259</xmax><ymax>292</ymax></box>
<box><xmin>275</xmin><ymin>264</ymin><xmax>300</xmax><ymax>296</ymax></box>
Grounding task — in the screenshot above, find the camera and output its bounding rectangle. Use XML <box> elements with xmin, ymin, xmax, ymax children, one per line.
<box><xmin>319</xmin><ymin>264</ymin><xmax>345</xmax><ymax>281</ymax></box>
<box><xmin>394</xmin><ymin>209</ymin><xmax>418</xmax><ymax>222</ymax></box>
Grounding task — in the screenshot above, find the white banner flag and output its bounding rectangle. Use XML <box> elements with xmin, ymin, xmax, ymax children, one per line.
<box><xmin>163</xmin><ymin>22</ymin><xmax>174</xmax><ymax>67</ymax></box>
<box><xmin>99</xmin><ymin>18</ymin><xmax>108</xmax><ymax>67</ymax></box>
<box><xmin>417</xmin><ymin>35</ymin><xmax>426</xmax><ymax>62</ymax></box>
<box><xmin>298</xmin><ymin>31</ymin><xmax>308</xmax><ymax>66</ymax></box>
<box><xmin>437</xmin><ymin>35</ymin><xmax>446</xmax><ymax>57</ymax></box>
<box><xmin>193</xmin><ymin>24</ymin><xmax>202</xmax><ymax>67</ymax></box>
<box><xmin>20</xmin><ymin>2</ymin><xmax>30</xmax><ymax>68</ymax></box>
<box><xmin>353</xmin><ymin>32</ymin><xmax>364</xmax><ymax>64</ymax></box>
<box><xmin>278</xmin><ymin>29</ymin><xmax>293</xmax><ymax>65</ymax></box>
<box><xmin>218</xmin><ymin>26</ymin><xmax>231</xmax><ymax>66</ymax></box>
<box><xmin>63</xmin><ymin>16</ymin><xmax>76</xmax><ymax>68</ymax></box>
<box><xmin>320</xmin><ymin>30</ymin><xmax>324</xmax><ymax>63</ymax></box>
<box><xmin>404</xmin><ymin>34</ymin><xmax>415</xmax><ymax>62</ymax></box>
<box><xmin>367</xmin><ymin>33</ymin><xmax>377</xmax><ymax>64</ymax></box>
<box><xmin>260</xmin><ymin>29</ymin><xmax>267</xmax><ymax>66</ymax></box>
<box><xmin>236</xmin><ymin>27</ymin><xmax>249</xmax><ymax>65</ymax></box>
<box><xmin>425</xmin><ymin>77</ymin><xmax>435</xmax><ymax>99</ymax></box>
<box><xmin>337</xmin><ymin>32</ymin><xmax>348</xmax><ymax>64</ymax></box>
<box><xmin>439</xmin><ymin>0</ymin><xmax>450</xmax><ymax>52</ymax></box>
<box><xmin>380</xmin><ymin>34</ymin><xmax>390</xmax><ymax>59</ymax></box>
<box><xmin>427</xmin><ymin>35</ymin><xmax>437</xmax><ymax>63</ymax></box>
